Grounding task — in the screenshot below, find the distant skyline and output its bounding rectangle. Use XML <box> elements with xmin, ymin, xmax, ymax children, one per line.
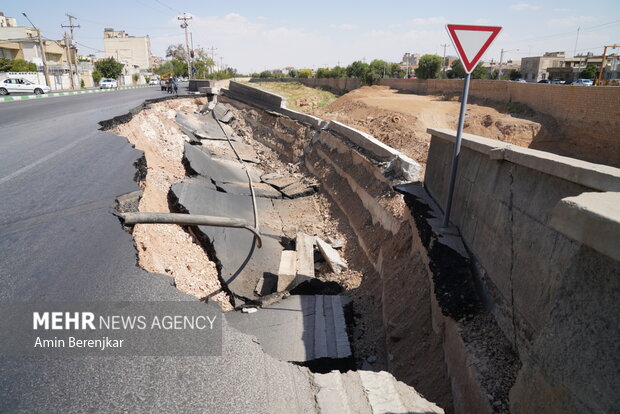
<box><xmin>4</xmin><ymin>1</ymin><xmax>619</xmax><ymax>73</ymax></box>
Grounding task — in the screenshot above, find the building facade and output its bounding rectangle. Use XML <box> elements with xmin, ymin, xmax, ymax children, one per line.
<box><xmin>103</xmin><ymin>28</ymin><xmax>152</xmax><ymax>71</ymax></box>
<box><xmin>520</xmin><ymin>52</ymin><xmax>566</xmax><ymax>82</ymax></box>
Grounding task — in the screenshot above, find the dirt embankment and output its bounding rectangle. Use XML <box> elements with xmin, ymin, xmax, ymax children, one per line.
<box><xmin>113</xmin><ymin>99</ymin><xmax>233</xmax><ymax>310</ymax></box>
<box><xmin>312</xmin><ymin>86</ymin><xmax>559</xmax><ymax>170</ymax></box>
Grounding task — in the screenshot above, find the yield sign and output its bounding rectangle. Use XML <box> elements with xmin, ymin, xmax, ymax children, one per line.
<box><xmin>446</xmin><ymin>24</ymin><xmax>502</xmax><ymax>73</ymax></box>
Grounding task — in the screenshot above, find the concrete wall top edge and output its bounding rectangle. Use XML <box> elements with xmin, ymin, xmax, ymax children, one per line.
<box><xmin>427</xmin><ymin>128</ymin><xmax>620</xmax><ymax>192</ymax></box>
<box><xmin>550</xmin><ymin>191</ymin><xmax>620</xmax><ymax>261</ymax></box>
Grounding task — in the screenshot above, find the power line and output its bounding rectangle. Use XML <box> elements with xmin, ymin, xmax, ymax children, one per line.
<box><xmin>499</xmin><ymin>19</ymin><xmax>620</xmax><ymax>46</ymax></box>
<box><xmin>154</xmin><ymin>0</ymin><xmax>181</xmax><ymax>14</ymax></box>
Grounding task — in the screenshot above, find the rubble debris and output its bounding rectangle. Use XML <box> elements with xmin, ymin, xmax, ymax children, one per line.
<box><xmin>280</xmin><ymin>181</ymin><xmax>317</xmax><ymax>199</ymax></box>
<box><xmin>213</xmin><ymin>103</ymin><xmax>234</xmax><ymax>123</ymax></box>
<box><xmin>255</xmin><ymin>274</ymin><xmax>277</xmax><ymax>296</ymax></box>
<box><xmin>327</xmin><ymin>236</ymin><xmax>345</xmax><ymax>249</ymax></box>
<box><xmin>276</xmin><ymin>250</ymin><xmax>297</xmax><ymax>292</ymax></box>
<box><xmin>241</xmin><ymin>307</ymin><xmax>258</xmax><ymax>314</ymax></box>
<box><xmin>262</xmin><ymin>174</ymin><xmax>299</xmax><ymax>190</ymax></box>
<box><xmin>316</xmin><ymin>237</ymin><xmax>348</xmax><ymax>274</ymax></box>
<box><xmin>295</xmin><ymin>232</ymin><xmax>315</xmax><ymax>285</ymax></box>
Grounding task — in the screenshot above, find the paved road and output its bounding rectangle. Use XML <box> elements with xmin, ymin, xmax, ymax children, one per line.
<box><xmin>0</xmin><ymin>86</ymin><xmax>308</xmax><ymax>412</ymax></box>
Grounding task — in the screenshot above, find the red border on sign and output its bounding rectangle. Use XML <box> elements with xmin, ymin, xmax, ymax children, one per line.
<box><xmin>446</xmin><ymin>24</ymin><xmax>502</xmax><ymax>73</ymax></box>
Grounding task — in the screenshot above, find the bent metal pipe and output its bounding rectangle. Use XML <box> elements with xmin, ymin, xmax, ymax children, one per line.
<box><xmin>117</xmin><ymin>212</ymin><xmax>262</xmax><ymax>248</ymax></box>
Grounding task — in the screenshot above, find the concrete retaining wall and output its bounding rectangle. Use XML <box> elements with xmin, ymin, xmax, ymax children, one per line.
<box><xmin>425</xmin><ymin>128</ymin><xmax>620</xmax><ymax>413</ymax></box>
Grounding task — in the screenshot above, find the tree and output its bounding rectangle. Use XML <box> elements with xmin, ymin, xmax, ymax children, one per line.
<box><xmin>92</xmin><ymin>69</ymin><xmax>102</xmax><ymax>84</ymax></box>
<box><xmin>288</xmin><ymin>69</ymin><xmax>299</xmax><ymax>78</ymax></box>
<box><xmin>389</xmin><ymin>63</ymin><xmax>403</xmax><ymax>78</ymax></box>
<box><xmin>170</xmin><ymin>58</ymin><xmax>188</xmax><ymax>77</ymax></box>
<box><xmin>328</xmin><ymin>66</ymin><xmax>346</xmax><ymax>78</ymax></box>
<box><xmin>447</xmin><ymin>60</ymin><xmax>487</xmax><ymax>79</ymax></box>
<box><xmin>259</xmin><ymin>71</ymin><xmax>271</xmax><ymax>78</ymax></box>
<box><xmin>415</xmin><ymin>54</ymin><xmax>442</xmax><ymax>79</ymax></box>
<box><xmin>94</xmin><ymin>57</ymin><xmax>124</xmax><ymax>79</ymax></box>
<box><xmin>580</xmin><ymin>64</ymin><xmax>597</xmax><ymax>79</ymax></box>
<box><xmin>166</xmin><ymin>44</ymin><xmax>188</xmax><ymax>61</ymax></box>
<box><xmin>298</xmin><ymin>69</ymin><xmax>313</xmax><ymax>78</ymax></box>
<box><xmin>346</xmin><ymin>61</ymin><xmax>369</xmax><ymax>79</ymax></box>
<box><xmin>0</xmin><ymin>58</ymin><xmax>13</xmax><ymax>72</ymax></box>
<box><xmin>9</xmin><ymin>59</ymin><xmax>37</xmax><ymax>72</ymax></box>
<box><xmin>509</xmin><ymin>69</ymin><xmax>522</xmax><ymax>81</ymax></box>
<box><xmin>316</xmin><ymin>67</ymin><xmax>330</xmax><ymax>78</ymax></box>
<box><xmin>132</xmin><ymin>73</ymin><xmax>140</xmax><ymax>84</ymax></box>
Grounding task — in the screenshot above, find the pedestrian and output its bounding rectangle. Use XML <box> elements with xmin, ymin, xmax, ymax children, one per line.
<box><xmin>173</xmin><ymin>79</ymin><xmax>178</xmax><ymax>95</ymax></box>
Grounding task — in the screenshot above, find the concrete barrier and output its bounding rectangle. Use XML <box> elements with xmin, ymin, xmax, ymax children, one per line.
<box><xmin>425</xmin><ymin>127</ymin><xmax>620</xmax><ymax>413</ymax></box>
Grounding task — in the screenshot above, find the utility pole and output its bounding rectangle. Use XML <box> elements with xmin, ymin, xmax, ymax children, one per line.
<box><xmin>441</xmin><ymin>43</ymin><xmax>449</xmax><ymax>77</ymax></box>
<box><xmin>573</xmin><ymin>27</ymin><xmax>580</xmax><ymax>57</ymax></box>
<box><xmin>596</xmin><ymin>45</ymin><xmax>619</xmax><ymax>86</ymax></box>
<box><xmin>178</xmin><ymin>13</ymin><xmax>193</xmax><ymax>79</ymax></box>
<box><xmin>21</xmin><ymin>13</ymin><xmax>50</xmax><ymax>88</ymax></box>
<box><xmin>62</xmin><ymin>32</ymin><xmax>75</xmax><ymax>89</ymax></box>
<box><xmin>207</xmin><ymin>46</ymin><xmax>217</xmax><ymax>74</ymax></box>
<box><xmin>62</xmin><ymin>14</ymin><xmax>80</xmax><ymax>89</ymax></box>
<box><xmin>497</xmin><ymin>48</ymin><xmax>519</xmax><ymax>80</ymax></box>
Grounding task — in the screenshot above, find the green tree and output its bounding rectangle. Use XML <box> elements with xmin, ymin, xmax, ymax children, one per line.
<box><xmin>298</xmin><ymin>69</ymin><xmax>313</xmax><ymax>78</ymax></box>
<box><xmin>509</xmin><ymin>69</ymin><xmax>522</xmax><ymax>81</ymax></box>
<box><xmin>316</xmin><ymin>67</ymin><xmax>330</xmax><ymax>78</ymax></box>
<box><xmin>0</xmin><ymin>57</ymin><xmax>13</xmax><ymax>72</ymax></box>
<box><xmin>94</xmin><ymin>57</ymin><xmax>124</xmax><ymax>79</ymax></box>
<box><xmin>170</xmin><ymin>58</ymin><xmax>188</xmax><ymax>77</ymax></box>
<box><xmin>288</xmin><ymin>69</ymin><xmax>299</xmax><ymax>78</ymax></box>
<box><xmin>92</xmin><ymin>69</ymin><xmax>102</xmax><ymax>84</ymax></box>
<box><xmin>80</xmin><ymin>79</ymin><xmax>85</xmax><ymax>89</ymax></box>
<box><xmin>132</xmin><ymin>73</ymin><xmax>140</xmax><ymax>84</ymax></box>
<box><xmin>415</xmin><ymin>54</ymin><xmax>442</xmax><ymax>79</ymax></box>
<box><xmin>580</xmin><ymin>64</ymin><xmax>597</xmax><ymax>79</ymax></box>
<box><xmin>447</xmin><ymin>60</ymin><xmax>487</xmax><ymax>79</ymax></box>
<box><xmin>10</xmin><ymin>59</ymin><xmax>37</xmax><ymax>72</ymax></box>
<box><xmin>389</xmin><ymin>63</ymin><xmax>403</xmax><ymax>78</ymax></box>
<box><xmin>259</xmin><ymin>70</ymin><xmax>272</xmax><ymax>78</ymax></box>
<box><xmin>346</xmin><ymin>61</ymin><xmax>369</xmax><ymax>79</ymax></box>
<box><xmin>328</xmin><ymin>66</ymin><xmax>346</xmax><ymax>78</ymax></box>
<box><xmin>145</xmin><ymin>76</ymin><xmax>151</xmax><ymax>84</ymax></box>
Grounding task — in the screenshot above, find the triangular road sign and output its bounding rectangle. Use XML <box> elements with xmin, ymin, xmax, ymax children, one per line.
<box><xmin>446</xmin><ymin>24</ymin><xmax>502</xmax><ymax>73</ymax></box>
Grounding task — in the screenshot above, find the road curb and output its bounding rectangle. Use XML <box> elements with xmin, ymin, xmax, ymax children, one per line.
<box><xmin>0</xmin><ymin>85</ymin><xmax>155</xmax><ymax>103</ymax></box>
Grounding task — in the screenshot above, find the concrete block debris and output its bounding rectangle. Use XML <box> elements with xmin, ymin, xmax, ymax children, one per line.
<box><xmin>316</xmin><ymin>237</ymin><xmax>348</xmax><ymax>274</ymax></box>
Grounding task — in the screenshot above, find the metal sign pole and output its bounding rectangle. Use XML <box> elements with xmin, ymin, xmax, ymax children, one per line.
<box><xmin>442</xmin><ymin>72</ymin><xmax>471</xmax><ymax>228</ymax></box>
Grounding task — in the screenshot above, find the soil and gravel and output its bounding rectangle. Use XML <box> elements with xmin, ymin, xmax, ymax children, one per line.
<box><xmin>112</xmin><ymin>98</ymin><xmax>233</xmax><ymax>310</ymax></box>
<box><xmin>313</xmin><ymin>86</ymin><xmax>557</xmax><ymax>171</ymax></box>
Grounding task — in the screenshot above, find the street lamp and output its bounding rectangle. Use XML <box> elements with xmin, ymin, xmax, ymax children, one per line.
<box><xmin>22</xmin><ymin>12</ymin><xmax>51</xmax><ymax>87</ymax></box>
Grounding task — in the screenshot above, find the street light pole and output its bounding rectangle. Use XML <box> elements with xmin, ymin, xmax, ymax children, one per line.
<box><xmin>21</xmin><ymin>13</ymin><xmax>50</xmax><ymax>88</ymax></box>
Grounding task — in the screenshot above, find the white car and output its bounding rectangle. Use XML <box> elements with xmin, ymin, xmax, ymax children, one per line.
<box><xmin>0</xmin><ymin>78</ymin><xmax>51</xmax><ymax>95</ymax></box>
<box><xmin>149</xmin><ymin>79</ymin><xmax>158</xmax><ymax>85</ymax></box>
<box><xmin>572</xmin><ymin>78</ymin><xmax>593</xmax><ymax>86</ymax></box>
<box><xmin>100</xmin><ymin>78</ymin><xmax>118</xmax><ymax>89</ymax></box>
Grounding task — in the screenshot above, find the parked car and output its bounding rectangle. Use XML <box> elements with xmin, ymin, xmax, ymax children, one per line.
<box><xmin>149</xmin><ymin>78</ymin><xmax>158</xmax><ymax>85</ymax></box>
<box><xmin>512</xmin><ymin>78</ymin><xmax>527</xmax><ymax>83</ymax></box>
<box><xmin>0</xmin><ymin>78</ymin><xmax>51</xmax><ymax>95</ymax></box>
<box><xmin>572</xmin><ymin>79</ymin><xmax>593</xmax><ymax>86</ymax></box>
<box><xmin>99</xmin><ymin>78</ymin><xmax>118</xmax><ymax>89</ymax></box>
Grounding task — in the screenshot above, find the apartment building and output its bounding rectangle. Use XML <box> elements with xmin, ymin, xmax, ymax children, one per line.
<box><xmin>103</xmin><ymin>28</ymin><xmax>152</xmax><ymax>70</ymax></box>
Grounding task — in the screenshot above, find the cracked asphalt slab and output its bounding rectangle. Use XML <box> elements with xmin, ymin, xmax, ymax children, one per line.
<box><xmin>0</xmin><ymin>87</ymin><xmax>317</xmax><ymax>412</ymax></box>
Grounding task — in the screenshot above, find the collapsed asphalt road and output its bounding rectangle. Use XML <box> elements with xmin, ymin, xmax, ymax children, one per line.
<box><xmin>0</xmin><ymin>89</ymin><xmax>443</xmax><ymax>412</ymax></box>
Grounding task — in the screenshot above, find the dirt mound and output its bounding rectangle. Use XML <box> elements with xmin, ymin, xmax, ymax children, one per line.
<box><xmin>315</xmin><ymin>86</ymin><xmax>556</xmax><ymax>171</ymax></box>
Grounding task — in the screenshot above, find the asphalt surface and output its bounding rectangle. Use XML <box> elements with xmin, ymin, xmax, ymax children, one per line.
<box><xmin>0</xmin><ymin>86</ymin><xmax>313</xmax><ymax>412</ymax></box>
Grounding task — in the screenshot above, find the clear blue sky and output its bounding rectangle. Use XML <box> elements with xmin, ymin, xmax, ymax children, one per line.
<box><xmin>4</xmin><ymin>1</ymin><xmax>619</xmax><ymax>73</ymax></box>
